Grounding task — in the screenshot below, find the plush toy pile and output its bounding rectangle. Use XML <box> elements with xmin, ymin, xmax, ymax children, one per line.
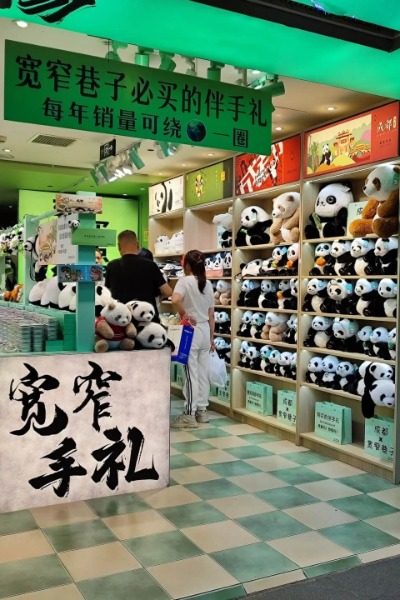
<box><xmin>212</xmin><ymin>209</ymin><xmax>233</xmax><ymax>248</ymax></box>
<box><xmin>238</xmin><ymin>277</ymin><xmax>298</xmax><ymax>310</ymax></box>
<box><xmin>205</xmin><ymin>251</ymin><xmax>232</xmax><ymax>275</ymax></box>
<box><xmin>236</xmin><ymin>310</ymin><xmax>297</xmax><ymax>345</ymax></box>
<box><xmin>155</xmin><ymin>231</ymin><xmax>184</xmax><ymax>256</ymax></box>
<box><xmin>0</xmin><ymin>225</ymin><xmax>24</xmax><ymax>256</ymax></box>
<box><xmin>238</xmin><ymin>342</ymin><xmax>296</xmax><ymax>379</ymax></box>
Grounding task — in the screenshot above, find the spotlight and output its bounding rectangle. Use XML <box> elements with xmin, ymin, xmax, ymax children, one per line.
<box><xmin>15</xmin><ymin>20</ymin><xmax>28</xmax><ymax>28</ymax></box>
<box><xmin>207</xmin><ymin>61</ymin><xmax>224</xmax><ymax>81</ymax></box>
<box><xmin>129</xmin><ymin>143</ymin><xmax>145</xmax><ymax>169</ymax></box>
<box><xmin>157</xmin><ymin>142</ymin><xmax>179</xmax><ymax>158</ymax></box>
<box><xmin>135</xmin><ymin>46</ymin><xmax>153</xmax><ymax>67</ymax></box>
<box><xmin>159</xmin><ymin>52</ymin><xmax>176</xmax><ymax>72</ymax></box>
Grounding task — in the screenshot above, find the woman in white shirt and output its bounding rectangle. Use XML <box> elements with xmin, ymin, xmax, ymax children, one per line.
<box><xmin>171</xmin><ymin>250</ymin><xmax>215</xmax><ymax>429</ymax></box>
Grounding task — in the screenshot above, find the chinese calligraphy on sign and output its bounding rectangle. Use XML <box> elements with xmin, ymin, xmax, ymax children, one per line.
<box><xmin>0</xmin><ymin>352</ymin><xmax>170</xmax><ymax>512</ymax></box>
<box><xmin>4</xmin><ymin>40</ymin><xmax>273</xmax><ymax>154</ymax></box>
<box><xmin>0</xmin><ymin>0</ymin><xmax>96</xmax><ymax>23</ymax></box>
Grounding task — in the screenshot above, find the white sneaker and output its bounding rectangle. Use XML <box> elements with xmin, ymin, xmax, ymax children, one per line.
<box><xmin>171</xmin><ymin>414</ymin><xmax>199</xmax><ymax>429</ymax></box>
<box><xmin>196</xmin><ymin>409</ymin><xmax>210</xmax><ymax>423</ymax></box>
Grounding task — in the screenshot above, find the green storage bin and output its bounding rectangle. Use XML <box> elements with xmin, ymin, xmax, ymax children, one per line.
<box><xmin>246</xmin><ymin>381</ymin><xmax>273</xmax><ymax>415</ymax></box>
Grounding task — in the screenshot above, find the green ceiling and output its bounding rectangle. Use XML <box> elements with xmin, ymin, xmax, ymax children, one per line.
<box><xmin>1</xmin><ymin>0</ymin><xmax>400</xmax><ymax>98</ymax></box>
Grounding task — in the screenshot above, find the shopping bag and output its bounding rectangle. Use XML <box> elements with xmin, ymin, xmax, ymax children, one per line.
<box><xmin>168</xmin><ymin>324</ymin><xmax>194</xmax><ymax>365</ymax></box>
<box><xmin>315</xmin><ymin>401</ymin><xmax>352</xmax><ymax>444</ymax></box>
<box><xmin>365</xmin><ymin>416</ymin><xmax>394</xmax><ymax>461</ymax></box>
<box><xmin>208</xmin><ymin>351</ymin><xmax>228</xmax><ymax>387</ymax></box>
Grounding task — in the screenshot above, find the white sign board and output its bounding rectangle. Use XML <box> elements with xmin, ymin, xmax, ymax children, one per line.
<box><xmin>149</xmin><ymin>176</ymin><xmax>184</xmax><ymax>216</ymax></box>
<box><xmin>0</xmin><ymin>351</ymin><xmax>170</xmax><ymax>512</ymax></box>
<box><xmin>55</xmin><ymin>214</ymin><xmax>79</xmax><ymax>265</ymax></box>
<box><xmin>37</xmin><ymin>220</ymin><xmax>57</xmax><ymax>266</ymax></box>
<box><xmin>55</xmin><ymin>193</ymin><xmax>103</xmax><ymax>215</ymax></box>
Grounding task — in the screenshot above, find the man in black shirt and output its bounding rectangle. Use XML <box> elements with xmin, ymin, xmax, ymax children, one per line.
<box><xmin>105</xmin><ymin>230</ymin><xmax>172</xmax><ymax>318</ymax></box>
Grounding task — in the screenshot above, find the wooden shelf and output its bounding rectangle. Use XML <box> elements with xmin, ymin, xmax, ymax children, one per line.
<box><xmin>236</xmin><ymin>366</ymin><xmax>296</xmax><ymax>384</ymax></box>
<box><xmin>236</xmin><ymin>242</ymin><xmax>293</xmax><ymax>251</ymax></box>
<box><xmin>301</xmin><ymin>432</ymin><xmax>393</xmax><ymax>474</ymax></box>
<box><xmin>150</xmin><ymin>209</ymin><xmax>184</xmax><ymax>221</ymax></box>
<box><xmin>302</xmin><ymin>275</ymin><xmax>391</xmax><ymax>280</ymax></box>
<box><xmin>300</xmin><ymin>381</ymin><xmax>360</xmax><ymax>401</ymax></box>
<box><xmin>302</xmin><ymin>346</ymin><xmax>396</xmax><ymax>366</ymax></box>
<box><xmin>203</xmin><ymin>247</ymin><xmax>232</xmax><ymax>254</ymax></box>
<box><xmin>155</xmin><ymin>252</ymin><xmax>183</xmax><ymax>259</ymax></box>
<box><xmin>242</xmin><ymin>276</ymin><xmax>297</xmax><ymax>280</ymax></box>
<box><xmin>234</xmin><ymin>407</ymin><xmax>296</xmax><ymax>434</ymax></box>
<box><xmin>304</xmin><ymin>234</ymin><xmax>378</xmax><ymax>244</ymax></box>
<box><xmin>237</xmin><ymin>306</ymin><xmax>297</xmax><ymax>314</ymax></box>
<box><xmin>215</xmin><ymin>304</ymin><xmax>232</xmax><ymax>309</ymax></box>
<box><xmin>189</xmin><ymin>198</ymin><xmax>233</xmax><ymax>212</ymax></box>
<box><xmin>214</xmin><ymin>333</ymin><xmax>231</xmax><ymax>339</ymax></box>
<box><xmin>236</xmin><ymin>336</ymin><xmax>296</xmax><ymax>349</ymax></box>
<box><xmin>208</xmin><ymin>276</ymin><xmax>231</xmax><ymax>280</ymax></box>
<box><xmin>303</xmin><ymin>311</ymin><xmax>396</xmax><ymax>323</ymax></box>
<box><xmin>239</xmin><ymin>182</ymin><xmax>300</xmax><ymax>200</ymax></box>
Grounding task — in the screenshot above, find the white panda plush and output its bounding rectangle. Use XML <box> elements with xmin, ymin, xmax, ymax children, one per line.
<box><xmin>214</xmin><ymin>337</ymin><xmax>231</xmax><ymax>364</ymax></box>
<box><xmin>238</xmin><ymin>280</ymin><xmax>260</xmax><ymax>307</ymax></box>
<box><xmin>304</xmin><ymin>183</ymin><xmax>354</xmax><ymax>239</ymax></box>
<box><xmin>377</xmin><ymin>278</ymin><xmax>397</xmax><ymax>318</ymax></box>
<box><xmin>370</xmin><ymin>327</ymin><xmax>390</xmax><ymax>360</ymax></box>
<box><xmin>58</xmin><ymin>283</ymin><xmax>76</xmax><ymax>312</ymax></box>
<box><xmin>321</xmin><ymin>355</ymin><xmax>340</xmax><ymax>388</ymax></box>
<box><xmin>328</xmin><ymin>318</ymin><xmax>360</xmax><ymax>352</ymax></box>
<box><xmin>282</xmin><ymin>314</ymin><xmax>297</xmax><ymax>345</ymax></box>
<box><xmin>374</xmin><ymin>237</ymin><xmax>398</xmax><ymax>275</ymax></box>
<box><xmin>388</xmin><ymin>327</ymin><xmax>396</xmax><ymax>361</ymax></box>
<box><xmin>95</xmin><ymin>285</ymin><xmax>113</xmax><ymax>318</ymax></box>
<box><xmin>330</xmin><ymin>240</ymin><xmax>354</xmax><ymax>276</ymax></box>
<box><xmin>306</xmin><ymin>356</ymin><xmax>324</xmax><ymax>385</ymax></box>
<box><xmin>270</xmin><ymin>246</ymin><xmax>289</xmax><ymax>275</ymax></box>
<box><xmin>309</xmin><ymin>242</ymin><xmax>335</xmax><ymax>276</ymax></box>
<box><xmin>303</xmin><ymin>316</ymin><xmax>333</xmax><ymax>348</ymax></box>
<box><xmin>215</xmin><ymin>311</ymin><xmax>231</xmax><ymax>335</ymax></box>
<box><xmin>321</xmin><ymin>279</ymin><xmax>356</xmax><ymax>315</ymax></box>
<box><xmin>241</xmin><ymin>258</ymin><xmax>262</xmax><ymax>278</ymax></box>
<box><xmin>277</xmin><ymin>351</ymin><xmax>293</xmax><ymax>379</ymax></box>
<box><xmin>260</xmin><ymin>344</ymin><xmax>273</xmax><ymax>373</ymax></box>
<box><xmin>335</xmin><ymin>361</ymin><xmax>358</xmax><ymax>395</ymax></box>
<box><xmin>285</xmin><ymin>243</ymin><xmax>300</xmax><ymax>275</ymax></box>
<box><xmin>357</xmin><ymin>325</ymin><xmax>374</xmax><ymax>356</ymax></box>
<box><xmin>258</xmin><ymin>279</ymin><xmax>278</xmax><ymax>309</ymax></box>
<box><xmin>302</xmin><ymin>278</ymin><xmax>328</xmax><ymax>312</ymax></box>
<box><xmin>350</xmin><ymin>238</ymin><xmax>377</xmax><ymax>276</ymax></box>
<box><xmin>237</xmin><ymin>311</ymin><xmax>253</xmax><ymax>337</ymax></box>
<box><xmin>28</xmin><ymin>279</ymin><xmax>48</xmax><ymax>305</ymax></box>
<box><xmin>238</xmin><ymin>340</ymin><xmax>250</xmax><ymax>368</ymax></box>
<box><xmin>40</xmin><ymin>277</ymin><xmax>61</xmax><ymax>308</ymax></box>
<box><xmin>126</xmin><ymin>300</ymin><xmax>156</xmax><ymax>325</ymax></box>
<box><xmin>245</xmin><ymin>344</ymin><xmax>261</xmax><ymax>370</ymax></box>
<box><xmin>354</xmin><ymin>279</ymin><xmax>381</xmax><ymax>317</ymax></box>
<box><xmin>250</xmin><ymin>312</ymin><xmax>265</xmax><ymax>339</ymax></box>
<box><xmin>223</xmin><ymin>252</ymin><xmax>232</xmax><ymax>271</ymax></box>
<box><xmin>268</xmin><ymin>349</ymin><xmax>281</xmax><ymax>375</ymax></box>
<box><xmin>235</xmin><ymin>206</ymin><xmax>272</xmax><ymax>247</ymax></box>
<box><xmin>135</xmin><ymin>322</ymin><xmax>170</xmax><ymax>349</ymax></box>
<box><xmin>212</xmin><ymin>209</ymin><xmax>233</xmax><ymax>248</ymax></box>
<box><xmin>361</xmin><ymin>362</ymin><xmax>396</xmax><ymax>418</ymax></box>
<box><xmin>276</xmin><ymin>280</ymin><xmax>291</xmax><ymax>310</ymax></box>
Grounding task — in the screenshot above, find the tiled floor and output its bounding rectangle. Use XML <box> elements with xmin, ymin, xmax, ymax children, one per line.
<box><xmin>1</xmin><ymin>396</ymin><xmax>400</xmax><ymax>600</ymax></box>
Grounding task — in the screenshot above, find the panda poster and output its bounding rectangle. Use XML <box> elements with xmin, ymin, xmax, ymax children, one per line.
<box><xmin>0</xmin><ymin>352</ymin><xmax>170</xmax><ymax>512</ymax></box>
<box><xmin>149</xmin><ymin>176</ymin><xmax>184</xmax><ymax>216</ymax></box>
<box><xmin>305</xmin><ymin>101</ymin><xmax>399</xmax><ymax>177</ymax></box>
<box><xmin>235</xmin><ymin>135</ymin><xmax>301</xmax><ymax>195</ymax></box>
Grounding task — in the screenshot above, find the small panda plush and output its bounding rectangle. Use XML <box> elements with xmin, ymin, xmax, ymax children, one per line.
<box><xmin>258</xmin><ymin>279</ymin><xmax>278</xmax><ymax>309</ymax></box>
<box><xmin>246</xmin><ymin>344</ymin><xmax>261</xmax><ymax>371</ymax></box>
<box><xmin>303</xmin><ymin>316</ymin><xmax>333</xmax><ymax>348</ymax></box>
<box><xmin>350</xmin><ymin>238</ymin><xmax>377</xmax><ymax>276</ymax></box>
<box><xmin>223</xmin><ymin>251</ymin><xmax>232</xmax><ymax>271</ymax></box>
<box><xmin>238</xmin><ymin>340</ymin><xmax>250</xmax><ymax>368</ymax></box>
<box><xmin>357</xmin><ymin>325</ymin><xmax>374</xmax><ymax>356</ymax></box>
<box><xmin>276</xmin><ymin>279</ymin><xmax>291</xmax><ymax>310</ymax></box>
<box><xmin>237</xmin><ymin>310</ymin><xmax>253</xmax><ymax>337</ymax></box>
<box><xmin>58</xmin><ymin>283</ymin><xmax>76</xmax><ymax>312</ymax></box>
<box><xmin>214</xmin><ymin>337</ymin><xmax>231</xmax><ymax>364</ymax></box>
<box><xmin>321</xmin><ymin>279</ymin><xmax>356</xmax><ymax>315</ymax></box>
<box><xmin>260</xmin><ymin>344</ymin><xmax>274</xmax><ymax>373</ymax></box>
<box><xmin>259</xmin><ymin>257</ymin><xmax>276</xmax><ymax>276</ymax></box>
<box><xmin>374</xmin><ymin>237</ymin><xmax>398</xmax><ymax>275</ymax></box>
<box><xmin>278</xmin><ymin>351</ymin><xmax>293</xmax><ymax>379</ymax></box>
<box><xmin>215</xmin><ymin>311</ymin><xmax>231</xmax><ymax>335</ymax></box>
<box><xmin>302</xmin><ymin>278</ymin><xmax>328</xmax><ymax>312</ymax></box>
<box><xmin>235</xmin><ymin>206</ymin><xmax>272</xmax><ymax>246</ymax></box>
<box><xmin>95</xmin><ymin>301</ymin><xmax>136</xmax><ymax>352</ymax></box>
<box><xmin>241</xmin><ymin>259</ymin><xmax>263</xmax><ymax>278</ymax></box>
<box><xmin>250</xmin><ymin>312</ymin><xmax>265</xmax><ymax>339</ymax></box>
<box><xmin>306</xmin><ymin>356</ymin><xmax>324</xmax><ymax>385</ymax></box>
<box><xmin>330</xmin><ymin>240</ymin><xmax>354</xmax><ymax>276</ymax></box>
<box><xmin>270</xmin><ymin>246</ymin><xmax>289</xmax><ymax>274</ymax></box>
<box><xmin>309</xmin><ymin>242</ymin><xmax>335</xmax><ymax>276</ymax></box>
<box><xmin>304</xmin><ymin>183</ymin><xmax>354</xmax><ymax>239</ymax></box>
<box><xmin>377</xmin><ymin>278</ymin><xmax>397</xmax><ymax>318</ymax></box>
<box><xmin>282</xmin><ymin>314</ymin><xmax>297</xmax><ymax>345</ymax></box>
<box><xmin>354</xmin><ymin>279</ymin><xmax>381</xmax><ymax>317</ymax></box>
<box><xmin>268</xmin><ymin>349</ymin><xmax>281</xmax><ymax>375</ymax></box>
<box><xmin>370</xmin><ymin>327</ymin><xmax>390</xmax><ymax>360</ymax></box>
<box><xmin>238</xmin><ymin>280</ymin><xmax>260</xmax><ymax>307</ymax></box>
<box><xmin>335</xmin><ymin>361</ymin><xmax>358</xmax><ymax>395</ymax></box>
<box><xmin>285</xmin><ymin>243</ymin><xmax>300</xmax><ymax>275</ymax></box>
<box><xmin>127</xmin><ymin>300</ymin><xmax>156</xmax><ymax>325</ymax></box>
<box><xmin>321</xmin><ymin>355</ymin><xmax>340</xmax><ymax>388</ymax></box>
<box><xmin>95</xmin><ymin>285</ymin><xmax>113</xmax><ymax>318</ymax></box>
<box><xmin>136</xmin><ymin>322</ymin><xmax>171</xmax><ymax>350</ymax></box>
<box><xmin>328</xmin><ymin>318</ymin><xmax>360</xmax><ymax>352</ymax></box>
<box><xmin>388</xmin><ymin>327</ymin><xmax>396</xmax><ymax>361</ymax></box>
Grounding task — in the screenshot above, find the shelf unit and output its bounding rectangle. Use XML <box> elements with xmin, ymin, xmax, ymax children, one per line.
<box><xmin>148</xmin><ymin>152</ymin><xmax>400</xmax><ymax>483</ymax></box>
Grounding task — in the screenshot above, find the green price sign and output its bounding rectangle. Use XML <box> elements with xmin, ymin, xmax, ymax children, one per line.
<box><xmin>72</xmin><ymin>228</ymin><xmax>116</xmax><ymax>247</ymax></box>
<box><xmin>4</xmin><ymin>40</ymin><xmax>272</xmax><ymax>154</ymax></box>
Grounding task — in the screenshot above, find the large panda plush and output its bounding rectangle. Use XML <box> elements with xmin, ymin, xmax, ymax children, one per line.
<box><xmin>135</xmin><ymin>322</ymin><xmax>172</xmax><ymax>350</ymax></box>
<box><xmin>374</xmin><ymin>237</ymin><xmax>398</xmax><ymax>275</ymax></box>
<box><xmin>235</xmin><ymin>206</ymin><xmax>272</xmax><ymax>246</ymax></box>
<box><xmin>304</xmin><ymin>183</ymin><xmax>354</xmax><ymax>239</ymax></box>
<box><xmin>303</xmin><ymin>315</ymin><xmax>333</xmax><ymax>348</ymax></box>
<box><xmin>127</xmin><ymin>300</ymin><xmax>156</xmax><ymax>325</ymax></box>
<box><xmin>361</xmin><ymin>362</ymin><xmax>395</xmax><ymax>418</ymax></box>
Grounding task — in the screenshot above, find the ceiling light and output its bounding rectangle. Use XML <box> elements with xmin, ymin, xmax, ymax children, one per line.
<box><xmin>123</xmin><ymin>193</ymin><xmax>128</xmax><ymax>196</ymax></box>
<box><xmin>135</xmin><ymin>46</ymin><xmax>153</xmax><ymax>67</ymax></box>
<box><xmin>275</xmin><ymin>126</ymin><xmax>283</xmax><ymax>131</ymax></box>
<box><xmin>3</xmin><ymin>148</ymin><xmax>11</xmax><ymax>153</ymax></box>
<box><xmin>327</xmin><ymin>106</ymin><xmax>336</xmax><ymax>111</ymax></box>
<box><xmin>156</xmin><ymin>141</ymin><xmax>179</xmax><ymax>158</ymax></box>
<box><xmin>207</xmin><ymin>153</ymin><xmax>215</xmax><ymax>157</ymax></box>
<box><xmin>15</xmin><ymin>20</ymin><xmax>28</xmax><ymax>28</ymax></box>
<box><xmin>252</xmin><ymin>70</ymin><xmax>261</xmax><ymax>75</ymax></box>
<box><xmin>140</xmin><ymin>187</ymin><xmax>146</xmax><ymax>191</ymax></box>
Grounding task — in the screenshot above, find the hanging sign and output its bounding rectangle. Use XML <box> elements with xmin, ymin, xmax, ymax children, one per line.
<box><xmin>55</xmin><ymin>193</ymin><xmax>103</xmax><ymax>214</ymax></box>
<box><xmin>55</xmin><ymin>213</ymin><xmax>79</xmax><ymax>265</ymax></box>
<box><xmin>185</xmin><ymin>159</ymin><xmax>233</xmax><ymax>207</ymax></box>
<box><xmin>4</xmin><ymin>40</ymin><xmax>273</xmax><ymax>154</ymax></box>
<box><xmin>100</xmin><ymin>139</ymin><xmax>116</xmax><ymax>161</ymax></box>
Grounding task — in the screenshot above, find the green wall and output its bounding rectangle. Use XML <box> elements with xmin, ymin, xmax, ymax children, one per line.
<box><xmin>18</xmin><ymin>190</ymin><xmax>139</xmax><ymax>279</ymax></box>
<box><xmin>138</xmin><ymin>192</ymin><xmax>150</xmax><ymax>250</ymax></box>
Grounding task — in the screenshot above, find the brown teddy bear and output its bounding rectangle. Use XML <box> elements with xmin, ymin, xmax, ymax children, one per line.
<box><xmin>270</xmin><ymin>192</ymin><xmax>300</xmax><ymax>245</ymax></box>
<box><xmin>95</xmin><ymin>301</ymin><xmax>136</xmax><ymax>352</ymax></box>
<box><xmin>349</xmin><ymin>164</ymin><xmax>399</xmax><ymax>237</ymax></box>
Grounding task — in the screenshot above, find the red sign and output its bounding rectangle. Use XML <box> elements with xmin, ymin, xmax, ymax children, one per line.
<box><xmin>304</xmin><ymin>101</ymin><xmax>399</xmax><ymax>178</ymax></box>
<box><xmin>235</xmin><ymin>135</ymin><xmax>301</xmax><ymax>195</ymax></box>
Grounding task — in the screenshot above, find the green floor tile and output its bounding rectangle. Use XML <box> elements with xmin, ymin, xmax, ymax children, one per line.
<box><xmin>0</xmin><ymin>555</ymin><xmax>71</xmax><ymax>599</ymax></box>
<box><xmin>227</xmin><ymin>446</ymin><xmax>273</xmax><ymax>460</ymax></box>
<box><xmin>173</xmin><ymin>441</ymin><xmax>214</xmax><ymax>453</ymax></box>
<box><xmin>0</xmin><ymin>510</ymin><xmax>37</xmax><ymax>536</ymax></box>
<box><xmin>304</xmin><ymin>555</ymin><xmax>361</xmax><ymax>578</ymax></box>
<box><xmin>170</xmin><ymin>454</ymin><xmax>199</xmax><ymax>469</ymax></box>
<box><xmin>281</xmin><ymin>451</ymin><xmax>331</xmax><ymax>466</ymax></box>
<box><xmin>238</xmin><ymin>433</ymin><xmax>278</xmax><ymax>444</ymax></box>
<box><xmin>193</xmin><ymin>427</ymin><xmax>231</xmax><ymax>439</ymax></box>
<box><xmin>181</xmin><ymin>584</ymin><xmax>246</xmax><ymax>600</ymax></box>
<box><xmin>271</xmin><ymin>467</ymin><xmax>327</xmax><ymax>486</ymax></box>
<box><xmin>321</xmin><ymin>521</ymin><xmax>399</xmax><ymax>554</ymax></box>
<box><xmin>125</xmin><ymin>530</ymin><xmax>202</xmax><ymax>566</ymax></box>
<box><xmin>212</xmin><ymin>543</ymin><xmax>298</xmax><ymax>583</ymax></box>
<box><xmin>209</xmin><ymin>460</ymin><xmax>261</xmax><ymax>477</ymax></box>
<box><xmin>330</xmin><ymin>495</ymin><xmax>399</xmax><ymax>520</ymax></box>
<box><xmin>160</xmin><ymin>501</ymin><xmax>226</xmax><ymax>528</ymax></box>
<box><xmin>44</xmin><ymin>519</ymin><xmax>115</xmax><ymax>552</ymax></box>
<box><xmin>256</xmin><ymin>487</ymin><xmax>319</xmax><ymax>510</ymax></box>
<box><xmin>186</xmin><ymin>479</ymin><xmax>245</xmax><ymax>500</ymax></box>
<box><xmin>209</xmin><ymin>418</ymin><xmax>236</xmax><ymax>427</ymax></box>
<box><xmin>336</xmin><ymin>474</ymin><xmax>396</xmax><ymax>494</ymax></box>
<box><xmin>88</xmin><ymin>494</ymin><xmax>150</xmax><ymax>518</ymax></box>
<box><xmin>238</xmin><ymin>510</ymin><xmax>309</xmax><ymax>540</ymax></box>
<box><xmin>78</xmin><ymin>569</ymin><xmax>170</xmax><ymax>600</ymax></box>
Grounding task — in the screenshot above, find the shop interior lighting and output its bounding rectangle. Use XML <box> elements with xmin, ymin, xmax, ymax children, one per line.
<box><xmin>129</xmin><ymin>143</ymin><xmax>145</xmax><ymax>169</ymax></box>
<box><xmin>156</xmin><ymin>142</ymin><xmax>180</xmax><ymax>158</ymax></box>
<box><xmin>234</xmin><ymin>67</ymin><xmax>248</xmax><ymax>87</ymax></box>
<box><xmin>91</xmin><ymin>143</ymin><xmax>145</xmax><ymax>185</ymax></box>
<box><xmin>15</xmin><ymin>20</ymin><xmax>28</xmax><ymax>28</ymax></box>
<box><xmin>159</xmin><ymin>52</ymin><xmax>176</xmax><ymax>72</ymax></box>
<box><xmin>207</xmin><ymin>61</ymin><xmax>224</xmax><ymax>81</ymax></box>
<box><xmin>184</xmin><ymin>56</ymin><xmax>197</xmax><ymax>76</ymax></box>
<box><xmin>249</xmin><ymin>73</ymin><xmax>285</xmax><ymax>97</ymax></box>
<box><xmin>135</xmin><ymin>46</ymin><xmax>153</xmax><ymax>67</ymax></box>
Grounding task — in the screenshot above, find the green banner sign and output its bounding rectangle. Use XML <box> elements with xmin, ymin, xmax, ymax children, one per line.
<box><xmin>4</xmin><ymin>40</ymin><xmax>272</xmax><ymax>154</ymax></box>
<box><xmin>72</xmin><ymin>227</ymin><xmax>116</xmax><ymax>246</ymax></box>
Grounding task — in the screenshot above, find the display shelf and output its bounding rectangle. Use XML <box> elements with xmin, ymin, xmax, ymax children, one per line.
<box><xmin>203</xmin><ymin>247</ymin><xmax>232</xmax><ymax>254</ymax></box>
<box><xmin>234</xmin><ymin>407</ymin><xmax>296</xmax><ymax>435</ymax></box>
<box><xmin>208</xmin><ymin>276</ymin><xmax>231</xmax><ymax>280</ymax></box>
<box><xmin>155</xmin><ymin>252</ymin><xmax>183</xmax><ymax>259</ymax></box>
<box><xmin>304</xmin><ymin>234</ymin><xmax>378</xmax><ymax>244</ymax></box>
<box><xmin>236</xmin><ymin>242</ymin><xmax>293</xmax><ymax>251</ymax></box>
<box><xmin>214</xmin><ymin>333</ymin><xmax>232</xmax><ymax>340</ymax></box>
<box><xmin>301</xmin><ymin>275</ymin><xmax>392</xmax><ymax>280</ymax></box>
<box><xmin>301</xmin><ymin>346</ymin><xmax>396</xmax><ymax>366</ymax></box>
<box><xmin>242</xmin><ymin>276</ymin><xmax>296</xmax><ymax>280</ymax></box>
<box><xmin>236</xmin><ymin>336</ymin><xmax>296</xmax><ymax>349</ymax></box>
<box><xmin>236</xmin><ymin>306</ymin><xmax>297</xmax><ymax>314</ymax></box>
<box><xmin>215</xmin><ymin>304</ymin><xmax>232</xmax><ymax>309</ymax></box>
<box><xmin>236</xmin><ymin>366</ymin><xmax>296</xmax><ymax>385</ymax></box>
<box><xmin>302</xmin><ymin>311</ymin><xmax>396</xmax><ymax>323</ymax></box>
<box><xmin>209</xmin><ymin>396</ymin><xmax>231</xmax><ymax>415</ymax></box>
<box><xmin>151</xmin><ymin>209</ymin><xmax>185</xmax><ymax>221</ymax></box>
<box><xmin>238</xmin><ymin>182</ymin><xmax>300</xmax><ymax>201</ymax></box>
<box><xmin>300</xmin><ymin>381</ymin><xmax>361</xmax><ymax>402</ymax></box>
<box><xmin>189</xmin><ymin>198</ymin><xmax>233</xmax><ymax>212</ymax></box>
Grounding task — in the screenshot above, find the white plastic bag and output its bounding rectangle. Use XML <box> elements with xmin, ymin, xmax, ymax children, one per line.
<box><xmin>208</xmin><ymin>351</ymin><xmax>227</xmax><ymax>387</ymax></box>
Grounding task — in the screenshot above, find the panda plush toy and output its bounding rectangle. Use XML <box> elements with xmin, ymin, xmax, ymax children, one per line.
<box><xmin>350</xmin><ymin>238</ymin><xmax>377</xmax><ymax>276</ymax></box>
<box><xmin>369</xmin><ymin>327</ymin><xmax>390</xmax><ymax>360</ymax></box>
<box><xmin>241</xmin><ymin>259</ymin><xmax>262</xmax><ymax>278</ymax></box>
<box><xmin>357</xmin><ymin>325</ymin><xmax>374</xmax><ymax>356</ymax></box>
<box><xmin>303</xmin><ymin>315</ymin><xmax>333</xmax><ymax>348</ymax></box>
<box><xmin>304</xmin><ymin>183</ymin><xmax>354</xmax><ymax>239</ymax></box>
<box><xmin>276</xmin><ymin>279</ymin><xmax>291</xmax><ymax>309</ymax></box>
<box><xmin>302</xmin><ymin>278</ymin><xmax>328</xmax><ymax>312</ymax></box>
<box><xmin>321</xmin><ymin>355</ymin><xmax>340</xmax><ymax>388</ymax></box>
<box><xmin>285</xmin><ymin>243</ymin><xmax>300</xmax><ymax>276</ymax></box>
<box><xmin>238</xmin><ymin>280</ymin><xmax>260</xmax><ymax>307</ymax></box>
<box><xmin>328</xmin><ymin>318</ymin><xmax>360</xmax><ymax>352</ymax></box>
<box><xmin>238</xmin><ymin>340</ymin><xmax>250</xmax><ymax>368</ymax></box>
<box><xmin>214</xmin><ymin>337</ymin><xmax>231</xmax><ymax>364</ymax></box>
<box><xmin>377</xmin><ymin>278</ymin><xmax>397</xmax><ymax>318</ymax></box>
<box><xmin>215</xmin><ymin>311</ymin><xmax>231</xmax><ymax>335</ymax></box>
<box><xmin>246</xmin><ymin>344</ymin><xmax>261</xmax><ymax>371</ymax></box>
<box><xmin>282</xmin><ymin>314</ymin><xmax>297</xmax><ymax>345</ymax></box>
<box><xmin>354</xmin><ymin>279</ymin><xmax>381</xmax><ymax>317</ymax></box>
<box><xmin>360</xmin><ymin>362</ymin><xmax>396</xmax><ymax>418</ymax></box>
<box><xmin>136</xmin><ymin>322</ymin><xmax>171</xmax><ymax>350</ymax></box>
<box><xmin>262</xmin><ymin>312</ymin><xmax>288</xmax><ymax>342</ymax></box>
<box><xmin>331</xmin><ymin>240</ymin><xmax>354</xmax><ymax>276</ymax></box>
<box><xmin>250</xmin><ymin>312</ymin><xmax>265</xmax><ymax>339</ymax></box>
<box><xmin>269</xmin><ymin>246</ymin><xmax>289</xmax><ymax>275</ymax></box>
<box><xmin>309</xmin><ymin>242</ymin><xmax>335</xmax><ymax>276</ymax></box>
<box><xmin>335</xmin><ymin>361</ymin><xmax>359</xmax><ymax>395</ymax></box>
<box><xmin>235</xmin><ymin>206</ymin><xmax>272</xmax><ymax>246</ymax></box>
<box><xmin>277</xmin><ymin>351</ymin><xmax>293</xmax><ymax>379</ymax></box>
<box><xmin>237</xmin><ymin>311</ymin><xmax>253</xmax><ymax>337</ymax></box>
<box><xmin>127</xmin><ymin>300</ymin><xmax>156</xmax><ymax>326</ymax></box>
<box><xmin>259</xmin><ymin>257</ymin><xmax>276</xmax><ymax>276</ymax></box>
<box><xmin>260</xmin><ymin>344</ymin><xmax>274</xmax><ymax>373</ymax></box>
<box><xmin>277</xmin><ymin>278</ymin><xmax>298</xmax><ymax>310</ymax></box>
<box><xmin>374</xmin><ymin>237</ymin><xmax>398</xmax><ymax>275</ymax></box>
<box><xmin>321</xmin><ymin>279</ymin><xmax>356</xmax><ymax>315</ymax></box>
<box><xmin>212</xmin><ymin>209</ymin><xmax>233</xmax><ymax>248</ymax></box>
<box><xmin>306</xmin><ymin>356</ymin><xmax>324</xmax><ymax>385</ymax></box>
<box><xmin>268</xmin><ymin>349</ymin><xmax>281</xmax><ymax>375</ymax></box>
<box><xmin>388</xmin><ymin>327</ymin><xmax>396</xmax><ymax>360</ymax></box>
<box><xmin>258</xmin><ymin>280</ymin><xmax>278</xmax><ymax>309</ymax></box>
<box><xmin>28</xmin><ymin>279</ymin><xmax>48</xmax><ymax>306</ymax></box>
<box><xmin>58</xmin><ymin>283</ymin><xmax>76</xmax><ymax>312</ymax></box>
<box><xmin>95</xmin><ymin>285</ymin><xmax>113</xmax><ymax>318</ymax></box>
